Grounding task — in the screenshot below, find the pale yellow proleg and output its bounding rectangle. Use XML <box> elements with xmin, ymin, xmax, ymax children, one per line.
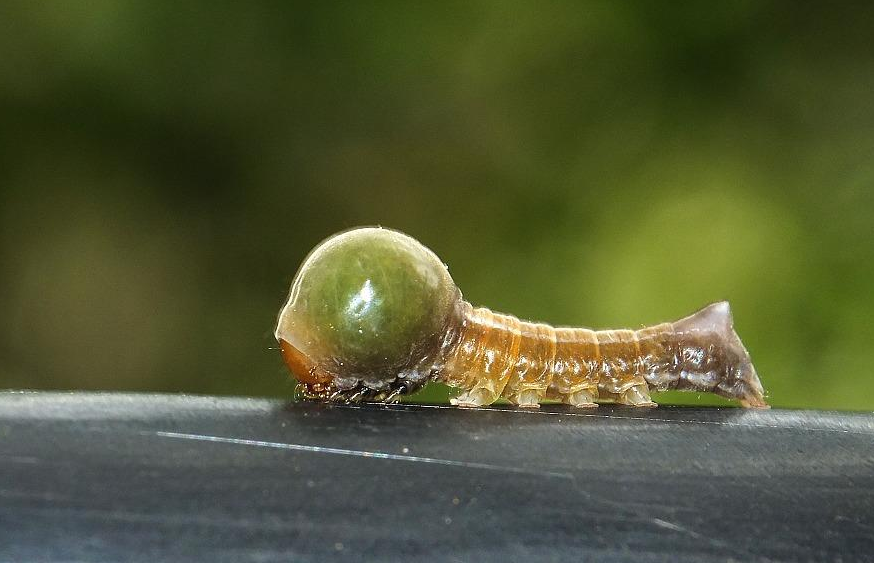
<box><xmin>619</xmin><ymin>383</ymin><xmax>657</xmax><ymax>407</ymax></box>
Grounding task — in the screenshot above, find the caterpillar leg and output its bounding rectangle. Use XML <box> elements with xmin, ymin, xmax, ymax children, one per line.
<box><xmin>451</xmin><ymin>391</ymin><xmax>489</xmax><ymax>407</ymax></box>
<box><xmin>507</xmin><ymin>388</ymin><xmax>545</xmax><ymax>408</ymax></box>
<box><xmin>451</xmin><ymin>379</ymin><xmax>500</xmax><ymax>407</ymax></box>
<box><xmin>619</xmin><ymin>383</ymin><xmax>657</xmax><ymax>407</ymax></box>
<box><xmin>563</xmin><ymin>388</ymin><xmax>599</xmax><ymax>408</ymax></box>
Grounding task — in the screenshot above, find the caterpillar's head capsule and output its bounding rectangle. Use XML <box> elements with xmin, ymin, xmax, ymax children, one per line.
<box><xmin>275</xmin><ymin>227</ymin><xmax>460</xmax><ymax>401</ymax></box>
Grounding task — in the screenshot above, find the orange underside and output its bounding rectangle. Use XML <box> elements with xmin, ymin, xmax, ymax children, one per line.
<box><xmin>279</xmin><ymin>339</ymin><xmax>332</xmax><ymax>385</ymax></box>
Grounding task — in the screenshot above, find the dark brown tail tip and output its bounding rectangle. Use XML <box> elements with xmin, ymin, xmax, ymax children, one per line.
<box><xmin>678</xmin><ymin>302</ymin><xmax>769</xmax><ymax>409</ymax></box>
<box><xmin>739</xmin><ymin>398</ymin><xmax>770</xmax><ymax>409</ymax></box>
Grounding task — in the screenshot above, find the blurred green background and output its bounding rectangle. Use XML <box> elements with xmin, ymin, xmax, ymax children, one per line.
<box><xmin>1</xmin><ymin>1</ymin><xmax>872</xmax><ymax>410</ymax></box>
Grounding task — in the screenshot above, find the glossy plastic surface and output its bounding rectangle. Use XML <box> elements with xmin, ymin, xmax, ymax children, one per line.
<box><xmin>2</xmin><ymin>392</ymin><xmax>872</xmax><ymax>562</ymax></box>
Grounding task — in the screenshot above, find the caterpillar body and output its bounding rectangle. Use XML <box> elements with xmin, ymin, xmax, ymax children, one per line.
<box><xmin>275</xmin><ymin>227</ymin><xmax>767</xmax><ymax>408</ymax></box>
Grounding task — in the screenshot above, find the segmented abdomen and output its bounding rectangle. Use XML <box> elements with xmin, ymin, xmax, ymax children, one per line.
<box><xmin>436</xmin><ymin>301</ymin><xmax>766</xmax><ymax>408</ymax></box>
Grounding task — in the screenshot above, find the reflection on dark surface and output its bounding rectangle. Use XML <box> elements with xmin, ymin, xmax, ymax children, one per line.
<box><xmin>2</xmin><ymin>393</ymin><xmax>872</xmax><ymax>561</ymax></box>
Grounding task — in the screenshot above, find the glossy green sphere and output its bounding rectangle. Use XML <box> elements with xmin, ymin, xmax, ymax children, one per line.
<box><xmin>275</xmin><ymin>227</ymin><xmax>459</xmax><ymax>384</ymax></box>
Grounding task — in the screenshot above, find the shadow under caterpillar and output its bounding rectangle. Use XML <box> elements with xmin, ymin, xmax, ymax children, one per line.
<box><xmin>275</xmin><ymin>227</ymin><xmax>767</xmax><ymax>408</ymax></box>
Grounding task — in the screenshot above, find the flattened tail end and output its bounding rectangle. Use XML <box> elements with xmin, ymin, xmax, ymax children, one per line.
<box><xmin>676</xmin><ymin>301</ymin><xmax>769</xmax><ymax>409</ymax></box>
<box><xmin>739</xmin><ymin>395</ymin><xmax>770</xmax><ymax>409</ymax></box>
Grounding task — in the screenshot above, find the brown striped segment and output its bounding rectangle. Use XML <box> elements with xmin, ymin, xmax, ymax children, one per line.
<box><xmin>634</xmin><ymin>322</ymin><xmax>680</xmax><ymax>391</ymax></box>
<box><xmin>502</xmin><ymin>321</ymin><xmax>557</xmax><ymax>401</ymax></box>
<box><xmin>440</xmin><ymin>305</ymin><xmax>494</xmax><ymax>390</ymax></box>
<box><xmin>476</xmin><ymin>310</ymin><xmax>523</xmax><ymax>400</ymax></box>
<box><xmin>550</xmin><ymin>328</ymin><xmax>600</xmax><ymax>395</ymax></box>
<box><xmin>595</xmin><ymin>329</ymin><xmax>648</xmax><ymax>394</ymax></box>
<box><xmin>441</xmin><ymin>306</ymin><xmax>521</xmax><ymax>402</ymax></box>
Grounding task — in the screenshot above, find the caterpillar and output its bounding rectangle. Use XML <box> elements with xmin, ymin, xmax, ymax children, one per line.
<box><xmin>275</xmin><ymin>227</ymin><xmax>768</xmax><ymax>408</ymax></box>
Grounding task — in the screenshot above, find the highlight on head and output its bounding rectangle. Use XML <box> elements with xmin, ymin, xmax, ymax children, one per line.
<box><xmin>275</xmin><ymin>227</ymin><xmax>461</xmax><ymax>400</ymax></box>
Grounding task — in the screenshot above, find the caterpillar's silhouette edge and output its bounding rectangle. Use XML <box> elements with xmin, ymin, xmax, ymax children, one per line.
<box><xmin>275</xmin><ymin>227</ymin><xmax>767</xmax><ymax>409</ymax></box>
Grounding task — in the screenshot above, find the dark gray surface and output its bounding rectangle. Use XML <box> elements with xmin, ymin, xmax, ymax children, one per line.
<box><xmin>0</xmin><ymin>392</ymin><xmax>872</xmax><ymax>562</ymax></box>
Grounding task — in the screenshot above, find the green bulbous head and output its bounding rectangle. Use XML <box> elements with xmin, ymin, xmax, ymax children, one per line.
<box><xmin>275</xmin><ymin>227</ymin><xmax>459</xmax><ymax>395</ymax></box>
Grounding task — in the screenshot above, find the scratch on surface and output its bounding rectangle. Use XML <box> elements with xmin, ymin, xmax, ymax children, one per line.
<box><xmin>651</xmin><ymin>517</ymin><xmax>691</xmax><ymax>533</ymax></box>
<box><xmin>649</xmin><ymin>517</ymin><xmax>743</xmax><ymax>555</ymax></box>
<box><xmin>0</xmin><ymin>489</ymin><xmax>68</xmax><ymax>502</ymax></box>
<box><xmin>367</xmin><ymin>403</ymin><xmax>874</xmax><ymax>435</ymax></box>
<box><xmin>0</xmin><ymin>455</ymin><xmax>40</xmax><ymax>464</ymax></box>
<box><xmin>151</xmin><ymin>431</ymin><xmax>572</xmax><ymax>479</ymax></box>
